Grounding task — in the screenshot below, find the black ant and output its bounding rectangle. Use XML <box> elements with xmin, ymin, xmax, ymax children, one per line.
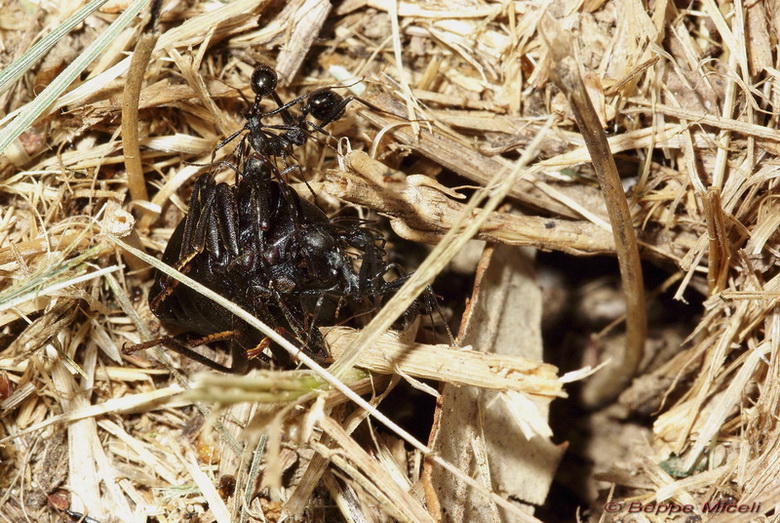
<box><xmin>215</xmin><ymin>65</ymin><xmax>354</xmax><ymax>165</ymax></box>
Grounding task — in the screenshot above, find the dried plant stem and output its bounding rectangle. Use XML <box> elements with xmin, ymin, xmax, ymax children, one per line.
<box><xmin>704</xmin><ymin>188</ymin><xmax>730</xmax><ymax>294</ymax></box>
<box><xmin>327</xmin><ymin>151</ymin><xmax>616</xmax><ymax>255</ymax></box>
<box><xmin>326</xmin><ymin>327</ymin><xmax>564</xmax><ymax>396</ymax></box>
<box><xmin>122</xmin><ymin>8</ymin><xmax>159</xmax><ymax>217</ymax></box>
<box><xmin>0</xmin><ymin>232</ymin><xmax>87</xmax><ymax>265</ymax></box>
<box><xmin>543</xmin><ymin>16</ymin><xmax>646</xmax><ymax>406</ymax></box>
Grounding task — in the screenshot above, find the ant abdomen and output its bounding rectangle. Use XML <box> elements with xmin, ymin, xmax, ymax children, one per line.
<box><xmin>251</xmin><ymin>65</ymin><xmax>278</xmax><ymax>98</ymax></box>
<box><xmin>303</xmin><ymin>89</ymin><xmax>347</xmax><ymax>122</ymax></box>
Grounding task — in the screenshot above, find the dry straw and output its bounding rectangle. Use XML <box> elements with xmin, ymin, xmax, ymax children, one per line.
<box><xmin>1</xmin><ymin>0</ymin><xmax>778</xmax><ymax>521</ymax></box>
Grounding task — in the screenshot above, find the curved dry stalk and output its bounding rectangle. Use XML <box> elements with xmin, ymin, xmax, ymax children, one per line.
<box><xmin>542</xmin><ymin>15</ymin><xmax>647</xmax><ymax>407</ymax></box>
<box><xmin>122</xmin><ymin>3</ymin><xmax>160</xmax><ymax>214</ymax></box>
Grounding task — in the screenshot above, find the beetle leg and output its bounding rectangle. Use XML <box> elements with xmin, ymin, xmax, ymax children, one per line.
<box><xmin>244</xmin><ymin>335</ymin><xmax>272</xmax><ymax>360</ymax></box>
<box><xmin>245</xmin><ymin>326</ymin><xmax>294</xmax><ymax>368</ymax></box>
<box><xmin>201</xmin><ymin>183</ymin><xmax>239</xmax><ymax>263</ymax></box>
<box><xmin>194</xmin><ymin>188</ymin><xmax>219</xmax><ymax>259</ymax></box>
<box><xmin>169</xmin><ymin>341</ymin><xmax>237</xmax><ymax>373</ymax></box>
<box><xmin>180</xmin><ymin>176</ymin><xmax>205</xmax><ymax>259</ymax></box>
<box><xmin>213</xmin><ymin>124</ymin><xmax>248</xmax><ymax>161</ymax></box>
<box><xmin>123</xmin><ymin>335</ymin><xmax>237</xmax><ymax>373</ymax></box>
<box><xmin>123</xmin><ymin>338</ymin><xmax>168</xmax><ymax>355</ymax></box>
<box><xmin>125</xmin><ymin>332</ymin><xmax>256</xmax><ymax>373</ymax></box>
<box><xmin>187</xmin><ymin>330</ymin><xmax>238</xmax><ymax>346</ymax></box>
<box><xmin>244</xmin><ymin>326</ymin><xmax>288</xmax><ymax>362</ymax></box>
<box><xmin>180</xmin><ymin>174</ymin><xmax>217</xmax><ymax>263</ymax></box>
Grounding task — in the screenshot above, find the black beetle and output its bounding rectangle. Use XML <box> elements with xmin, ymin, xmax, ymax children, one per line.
<box><xmin>131</xmin><ymin>156</ymin><xmax>434</xmax><ymax>372</ymax></box>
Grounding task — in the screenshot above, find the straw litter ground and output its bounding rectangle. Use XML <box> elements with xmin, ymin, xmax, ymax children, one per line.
<box><xmin>1</xmin><ymin>0</ymin><xmax>779</xmax><ymax>522</ymax></box>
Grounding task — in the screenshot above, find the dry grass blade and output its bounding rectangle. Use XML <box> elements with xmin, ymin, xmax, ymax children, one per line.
<box><xmin>0</xmin><ymin>0</ymin><xmax>110</xmax><ymax>95</ymax></box>
<box><xmin>0</xmin><ymin>0</ymin><xmax>148</xmax><ymax>157</ymax></box>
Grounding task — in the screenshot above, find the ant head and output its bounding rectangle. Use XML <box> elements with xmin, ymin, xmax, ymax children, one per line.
<box><xmin>302</xmin><ymin>89</ymin><xmax>346</xmax><ymax>122</ymax></box>
<box><xmin>251</xmin><ymin>65</ymin><xmax>278</xmax><ymax>97</ymax></box>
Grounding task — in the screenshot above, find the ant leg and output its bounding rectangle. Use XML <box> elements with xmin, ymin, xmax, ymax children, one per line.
<box><xmin>270</xmin><ymin>90</ymin><xmax>303</xmax><ymax>128</ymax></box>
<box><xmin>278</xmin><ymin>164</ymin><xmax>302</xmax><ymax>183</ymax></box>
<box><xmin>385</xmin><ymin>280</ymin><xmax>454</xmax><ymax>344</ymax></box>
<box><xmin>277</xmin><ymin>163</ymin><xmax>320</xmax><ymax>203</ymax></box>
<box><xmin>228</xmin><ymin>341</ymin><xmax>251</xmax><ymax>374</ymax></box>
<box><xmin>213</xmin><ymin>126</ymin><xmax>248</xmax><ymax>161</ymax></box>
<box><xmin>183</xmin><ymin>159</ymin><xmax>240</xmax><ymax>174</ymax></box>
<box><xmin>420</xmin><ymin>285</ymin><xmax>455</xmax><ymax>345</ymax></box>
<box><xmin>304</xmin><ymin>325</ymin><xmax>329</xmax><ymax>361</ymax></box>
<box><xmin>262</xmin><ymin>91</ymin><xmax>308</xmax><ymax>120</ymax></box>
<box><xmin>353</xmin><ymin>237</ymin><xmax>399</xmax><ymax>298</ymax></box>
<box><xmin>291</xmin><ymin>296</ymin><xmax>331</xmax><ymax>362</ymax></box>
